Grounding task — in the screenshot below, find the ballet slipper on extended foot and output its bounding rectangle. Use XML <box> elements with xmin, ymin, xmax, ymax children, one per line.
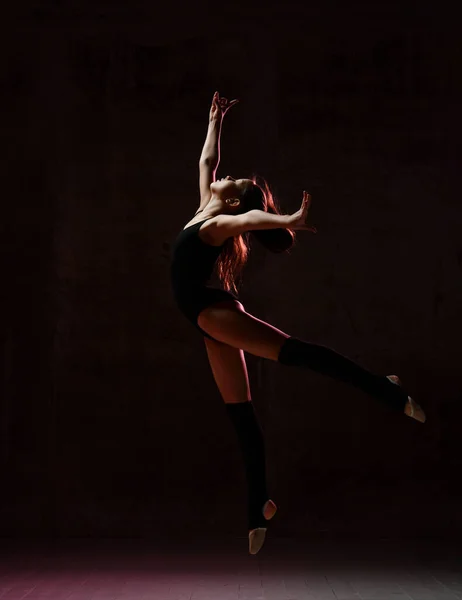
<box><xmin>386</xmin><ymin>375</ymin><xmax>426</xmax><ymax>423</ymax></box>
<box><xmin>248</xmin><ymin>499</ymin><xmax>278</xmax><ymax>555</ymax></box>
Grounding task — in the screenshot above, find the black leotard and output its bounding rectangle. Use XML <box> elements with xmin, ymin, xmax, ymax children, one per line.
<box><xmin>170</xmin><ymin>215</ymin><xmax>238</xmax><ymax>340</ymax></box>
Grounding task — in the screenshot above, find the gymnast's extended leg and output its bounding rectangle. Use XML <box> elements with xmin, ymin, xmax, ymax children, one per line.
<box><xmin>198</xmin><ymin>300</ymin><xmax>425</xmax><ymax>421</ymax></box>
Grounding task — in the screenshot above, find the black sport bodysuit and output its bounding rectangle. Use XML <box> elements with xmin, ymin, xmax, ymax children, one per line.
<box><xmin>170</xmin><ymin>212</ymin><xmax>238</xmax><ymax>340</ymax></box>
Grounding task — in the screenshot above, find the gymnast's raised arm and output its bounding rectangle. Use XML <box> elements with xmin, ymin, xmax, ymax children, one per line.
<box><xmin>197</xmin><ymin>92</ymin><xmax>239</xmax><ymax>214</ymax></box>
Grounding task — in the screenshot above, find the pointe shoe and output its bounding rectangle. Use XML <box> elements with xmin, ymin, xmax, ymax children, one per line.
<box><xmin>386</xmin><ymin>375</ymin><xmax>426</xmax><ymax>423</ymax></box>
<box><xmin>248</xmin><ymin>499</ymin><xmax>278</xmax><ymax>555</ymax></box>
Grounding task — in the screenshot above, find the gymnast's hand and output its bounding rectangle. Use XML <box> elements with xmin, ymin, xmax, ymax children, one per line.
<box><xmin>209</xmin><ymin>91</ymin><xmax>239</xmax><ymax>122</ymax></box>
<box><xmin>288</xmin><ymin>191</ymin><xmax>318</xmax><ymax>232</ymax></box>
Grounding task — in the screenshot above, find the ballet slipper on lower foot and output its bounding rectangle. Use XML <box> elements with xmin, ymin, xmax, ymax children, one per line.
<box><xmin>248</xmin><ymin>527</ymin><xmax>267</xmax><ymax>555</ymax></box>
<box><xmin>386</xmin><ymin>375</ymin><xmax>426</xmax><ymax>423</ymax></box>
<box><xmin>248</xmin><ymin>499</ymin><xmax>277</xmax><ymax>555</ymax></box>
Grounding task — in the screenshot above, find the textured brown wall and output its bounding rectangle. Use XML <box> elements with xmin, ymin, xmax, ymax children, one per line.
<box><xmin>1</xmin><ymin>3</ymin><xmax>461</xmax><ymax>538</ymax></box>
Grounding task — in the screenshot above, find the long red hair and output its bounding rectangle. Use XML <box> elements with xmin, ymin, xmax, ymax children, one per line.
<box><xmin>215</xmin><ymin>175</ymin><xmax>296</xmax><ymax>295</ymax></box>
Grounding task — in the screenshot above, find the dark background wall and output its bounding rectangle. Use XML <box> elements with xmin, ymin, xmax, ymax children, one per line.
<box><xmin>1</xmin><ymin>1</ymin><xmax>461</xmax><ymax>539</ymax></box>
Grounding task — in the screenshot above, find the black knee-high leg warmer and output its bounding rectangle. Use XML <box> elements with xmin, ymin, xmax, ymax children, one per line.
<box><xmin>277</xmin><ymin>336</ymin><xmax>408</xmax><ymax>412</ymax></box>
<box><xmin>225</xmin><ymin>401</ymin><xmax>270</xmax><ymax>531</ymax></box>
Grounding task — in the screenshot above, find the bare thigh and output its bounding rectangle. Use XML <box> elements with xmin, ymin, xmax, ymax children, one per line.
<box><xmin>204</xmin><ymin>336</ymin><xmax>251</xmax><ymax>404</ymax></box>
<box><xmin>198</xmin><ymin>300</ymin><xmax>290</xmax><ymax>362</ymax></box>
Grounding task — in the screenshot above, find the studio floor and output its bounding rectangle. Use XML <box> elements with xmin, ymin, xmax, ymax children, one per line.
<box><xmin>0</xmin><ymin>536</ymin><xmax>461</xmax><ymax>600</ymax></box>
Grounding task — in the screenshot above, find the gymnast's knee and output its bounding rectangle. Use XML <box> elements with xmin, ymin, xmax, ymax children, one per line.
<box><xmin>277</xmin><ymin>336</ymin><xmax>305</xmax><ymax>365</ymax></box>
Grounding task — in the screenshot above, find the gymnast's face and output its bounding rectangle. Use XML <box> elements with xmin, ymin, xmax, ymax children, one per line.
<box><xmin>210</xmin><ymin>176</ymin><xmax>254</xmax><ymax>204</ymax></box>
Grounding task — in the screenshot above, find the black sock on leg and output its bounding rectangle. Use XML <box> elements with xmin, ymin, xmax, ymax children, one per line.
<box><xmin>225</xmin><ymin>401</ymin><xmax>269</xmax><ymax>530</ymax></box>
<box><xmin>278</xmin><ymin>336</ymin><xmax>408</xmax><ymax>411</ymax></box>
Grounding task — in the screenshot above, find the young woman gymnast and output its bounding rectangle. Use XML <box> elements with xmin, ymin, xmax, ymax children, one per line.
<box><xmin>170</xmin><ymin>91</ymin><xmax>426</xmax><ymax>555</ymax></box>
